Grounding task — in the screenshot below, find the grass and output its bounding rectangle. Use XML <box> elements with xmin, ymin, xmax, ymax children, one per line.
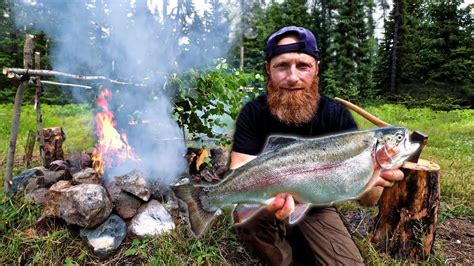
<box><xmin>0</xmin><ymin>102</ymin><xmax>473</xmax><ymax>264</ymax></box>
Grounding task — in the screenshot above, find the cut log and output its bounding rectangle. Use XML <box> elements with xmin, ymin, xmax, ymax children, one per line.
<box><xmin>370</xmin><ymin>159</ymin><xmax>441</xmax><ymax>260</ymax></box>
<box><xmin>40</xmin><ymin>127</ymin><xmax>66</xmax><ymax>166</ymax></box>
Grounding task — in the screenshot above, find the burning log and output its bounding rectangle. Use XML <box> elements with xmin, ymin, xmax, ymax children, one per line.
<box><xmin>186</xmin><ymin>147</ymin><xmax>229</xmax><ymax>183</ymax></box>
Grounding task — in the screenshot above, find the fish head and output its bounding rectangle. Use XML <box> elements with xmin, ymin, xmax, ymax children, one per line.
<box><xmin>374</xmin><ymin>127</ymin><xmax>420</xmax><ymax>169</ymax></box>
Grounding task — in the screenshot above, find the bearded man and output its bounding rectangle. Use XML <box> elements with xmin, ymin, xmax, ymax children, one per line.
<box><xmin>229</xmin><ymin>26</ymin><xmax>404</xmax><ymax>265</ymax></box>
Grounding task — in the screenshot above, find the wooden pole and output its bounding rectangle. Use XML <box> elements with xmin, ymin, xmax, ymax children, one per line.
<box><xmin>34</xmin><ymin>51</ymin><xmax>46</xmax><ymax>166</ymax></box>
<box><xmin>3</xmin><ymin>67</ymin><xmax>148</xmax><ymax>87</ymax></box>
<box><xmin>4</xmin><ymin>34</ymin><xmax>34</xmax><ymax>196</ymax></box>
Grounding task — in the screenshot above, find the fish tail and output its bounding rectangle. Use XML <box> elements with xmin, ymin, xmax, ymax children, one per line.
<box><xmin>172</xmin><ymin>182</ymin><xmax>219</xmax><ymax>237</ymax></box>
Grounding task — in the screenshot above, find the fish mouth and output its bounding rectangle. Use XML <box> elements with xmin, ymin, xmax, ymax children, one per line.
<box><xmin>396</xmin><ymin>132</ymin><xmax>421</xmax><ymax>163</ymax></box>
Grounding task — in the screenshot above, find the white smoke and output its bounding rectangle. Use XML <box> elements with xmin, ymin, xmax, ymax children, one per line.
<box><xmin>11</xmin><ymin>0</ymin><xmax>231</xmax><ymax>185</ymax></box>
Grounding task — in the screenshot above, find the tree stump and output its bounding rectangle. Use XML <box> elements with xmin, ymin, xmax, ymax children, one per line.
<box><xmin>370</xmin><ymin>159</ymin><xmax>440</xmax><ymax>260</ymax></box>
<box><xmin>40</xmin><ymin>127</ymin><xmax>66</xmax><ymax>166</ymax></box>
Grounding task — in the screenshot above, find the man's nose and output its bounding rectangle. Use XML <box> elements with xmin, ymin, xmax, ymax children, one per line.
<box><xmin>287</xmin><ymin>65</ymin><xmax>298</xmax><ymax>83</ymax></box>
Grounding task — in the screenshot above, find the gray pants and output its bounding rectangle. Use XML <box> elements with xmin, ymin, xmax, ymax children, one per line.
<box><xmin>234</xmin><ymin>206</ymin><xmax>364</xmax><ymax>265</ymax></box>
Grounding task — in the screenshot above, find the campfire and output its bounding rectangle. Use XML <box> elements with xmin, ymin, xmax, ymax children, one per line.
<box><xmin>92</xmin><ymin>87</ymin><xmax>140</xmax><ymax>175</ymax></box>
<box><xmin>9</xmin><ymin>86</ymin><xmax>229</xmax><ymax>257</ymax></box>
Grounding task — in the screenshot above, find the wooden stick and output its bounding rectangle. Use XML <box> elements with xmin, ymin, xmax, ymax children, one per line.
<box><xmin>40</xmin><ymin>80</ymin><xmax>92</xmax><ymax>89</ymax></box>
<box><xmin>34</xmin><ymin>51</ymin><xmax>46</xmax><ymax>166</ymax></box>
<box><xmin>4</xmin><ymin>35</ymin><xmax>34</xmax><ymax>195</ymax></box>
<box><xmin>3</xmin><ymin>67</ymin><xmax>148</xmax><ymax>87</ymax></box>
<box><xmin>334</xmin><ymin>97</ymin><xmax>391</xmax><ymax>127</ymax></box>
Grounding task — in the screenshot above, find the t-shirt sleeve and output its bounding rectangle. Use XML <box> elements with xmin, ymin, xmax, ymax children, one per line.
<box><xmin>232</xmin><ymin>103</ymin><xmax>261</xmax><ymax>155</ymax></box>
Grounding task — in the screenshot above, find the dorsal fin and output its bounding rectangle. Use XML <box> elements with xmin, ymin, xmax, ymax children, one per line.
<box><xmin>263</xmin><ymin>135</ymin><xmax>300</xmax><ymax>153</ymax></box>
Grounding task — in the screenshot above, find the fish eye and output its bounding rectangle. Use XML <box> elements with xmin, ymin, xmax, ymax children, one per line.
<box><xmin>395</xmin><ymin>133</ymin><xmax>404</xmax><ymax>142</ymax></box>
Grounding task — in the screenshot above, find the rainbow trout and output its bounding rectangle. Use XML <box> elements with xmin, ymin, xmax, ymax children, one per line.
<box><xmin>172</xmin><ymin>127</ymin><xmax>420</xmax><ymax>237</ymax></box>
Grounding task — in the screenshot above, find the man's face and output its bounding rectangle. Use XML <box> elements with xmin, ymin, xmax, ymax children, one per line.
<box><xmin>265</xmin><ymin>35</ymin><xmax>320</xmax><ymax>125</ymax></box>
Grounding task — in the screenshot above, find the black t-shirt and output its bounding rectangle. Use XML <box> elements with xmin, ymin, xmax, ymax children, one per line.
<box><xmin>232</xmin><ymin>94</ymin><xmax>358</xmax><ymax>155</ymax></box>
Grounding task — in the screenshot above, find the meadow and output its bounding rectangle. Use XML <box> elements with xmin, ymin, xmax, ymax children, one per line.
<box><xmin>0</xmin><ymin>103</ymin><xmax>472</xmax><ymax>264</ymax></box>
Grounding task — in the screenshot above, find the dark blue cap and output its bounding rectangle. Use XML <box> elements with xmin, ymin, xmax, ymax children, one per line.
<box><xmin>265</xmin><ymin>26</ymin><xmax>321</xmax><ymax>61</ymax></box>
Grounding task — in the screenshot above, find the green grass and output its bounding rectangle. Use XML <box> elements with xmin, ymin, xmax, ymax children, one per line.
<box><xmin>0</xmin><ymin>103</ymin><xmax>473</xmax><ymax>264</ymax></box>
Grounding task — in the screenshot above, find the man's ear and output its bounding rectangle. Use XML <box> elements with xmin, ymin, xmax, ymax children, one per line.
<box><xmin>315</xmin><ymin>60</ymin><xmax>320</xmax><ymax>75</ymax></box>
<box><xmin>265</xmin><ymin>61</ymin><xmax>270</xmax><ymax>75</ymax></box>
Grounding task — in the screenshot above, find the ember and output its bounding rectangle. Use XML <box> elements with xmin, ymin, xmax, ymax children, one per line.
<box><xmin>92</xmin><ymin>87</ymin><xmax>140</xmax><ymax>174</ymax></box>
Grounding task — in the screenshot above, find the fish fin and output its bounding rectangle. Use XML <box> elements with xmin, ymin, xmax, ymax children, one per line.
<box><xmin>289</xmin><ymin>203</ymin><xmax>311</xmax><ymax>224</ymax></box>
<box><xmin>263</xmin><ymin>135</ymin><xmax>300</xmax><ymax>153</ymax></box>
<box><xmin>171</xmin><ymin>182</ymin><xmax>219</xmax><ymax>237</ymax></box>
<box><xmin>232</xmin><ymin>204</ymin><xmax>262</xmax><ymax>225</ymax></box>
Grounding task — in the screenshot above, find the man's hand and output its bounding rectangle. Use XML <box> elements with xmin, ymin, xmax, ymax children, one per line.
<box><xmin>375</xmin><ymin>168</ymin><xmax>404</xmax><ymax>187</ymax></box>
<box><xmin>266</xmin><ymin>193</ymin><xmax>295</xmax><ymax>221</ymax></box>
<box><xmin>358</xmin><ymin>168</ymin><xmax>405</xmax><ymax>206</ymax></box>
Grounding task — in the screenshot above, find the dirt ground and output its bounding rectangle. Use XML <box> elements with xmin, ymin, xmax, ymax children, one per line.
<box><xmin>342</xmin><ymin>210</ymin><xmax>473</xmax><ymax>264</ymax></box>
<box><xmin>436</xmin><ymin>218</ymin><xmax>474</xmax><ymax>264</ymax></box>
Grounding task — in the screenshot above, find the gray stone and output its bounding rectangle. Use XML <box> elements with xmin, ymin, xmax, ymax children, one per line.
<box><xmin>128</xmin><ymin>200</ymin><xmax>175</xmax><ymax>238</ymax></box>
<box><xmin>72</xmin><ymin>168</ymin><xmax>100</xmax><ymax>185</ymax></box>
<box><xmin>25</xmin><ymin>188</ymin><xmax>49</xmax><ymax>205</ymax></box>
<box><xmin>114</xmin><ymin>169</ymin><xmax>152</xmax><ymax>201</ymax></box>
<box><xmin>115</xmin><ymin>192</ymin><xmax>142</xmax><ymax>219</ymax></box>
<box><xmin>43</xmin><ymin>182</ymin><xmax>112</xmax><ymax>228</ymax></box>
<box><xmin>80</xmin><ymin>214</ymin><xmax>126</xmax><ymax>257</ymax></box>
<box><xmin>49</xmin><ymin>160</ymin><xmax>70</xmax><ymax>171</ymax></box>
<box><xmin>37</xmin><ymin>169</ymin><xmax>70</xmax><ymax>187</ymax></box>
<box><xmin>10</xmin><ymin>168</ymin><xmax>42</xmax><ymax>195</ymax></box>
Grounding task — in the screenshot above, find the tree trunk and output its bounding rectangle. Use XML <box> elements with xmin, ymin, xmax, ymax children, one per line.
<box><xmin>4</xmin><ymin>34</ymin><xmax>34</xmax><ymax>196</ymax></box>
<box><xmin>370</xmin><ymin>159</ymin><xmax>441</xmax><ymax>260</ymax></box>
<box><xmin>42</xmin><ymin>127</ymin><xmax>66</xmax><ymax>166</ymax></box>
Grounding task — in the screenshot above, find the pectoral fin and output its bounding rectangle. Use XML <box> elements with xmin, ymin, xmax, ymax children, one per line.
<box><xmin>289</xmin><ymin>203</ymin><xmax>311</xmax><ymax>224</ymax></box>
<box><xmin>232</xmin><ymin>204</ymin><xmax>263</xmax><ymax>225</ymax></box>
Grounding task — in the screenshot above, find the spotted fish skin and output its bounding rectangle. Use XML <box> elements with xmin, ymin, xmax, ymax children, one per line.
<box><xmin>172</xmin><ymin>127</ymin><xmax>420</xmax><ymax>237</ymax></box>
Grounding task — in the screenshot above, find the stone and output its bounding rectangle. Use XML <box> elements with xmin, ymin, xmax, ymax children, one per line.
<box><xmin>43</xmin><ymin>182</ymin><xmax>112</xmax><ymax>228</ymax></box>
<box><xmin>114</xmin><ymin>169</ymin><xmax>152</xmax><ymax>201</ymax></box>
<box><xmin>115</xmin><ymin>192</ymin><xmax>142</xmax><ymax>219</ymax></box>
<box><xmin>10</xmin><ymin>168</ymin><xmax>42</xmax><ymax>195</ymax></box>
<box><xmin>80</xmin><ymin>214</ymin><xmax>127</xmax><ymax>257</ymax></box>
<box><xmin>104</xmin><ymin>181</ymin><xmax>121</xmax><ymax>202</ymax></box>
<box><xmin>37</xmin><ymin>169</ymin><xmax>70</xmax><ymax>187</ymax></box>
<box><xmin>72</xmin><ymin>168</ymin><xmax>100</xmax><ymax>185</ymax></box>
<box><xmin>128</xmin><ymin>200</ymin><xmax>175</xmax><ymax>238</ymax></box>
<box><xmin>25</xmin><ymin>188</ymin><xmax>49</xmax><ymax>205</ymax></box>
<box><xmin>48</xmin><ymin>160</ymin><xmax>70</xmax><ymax>171</ymax></box>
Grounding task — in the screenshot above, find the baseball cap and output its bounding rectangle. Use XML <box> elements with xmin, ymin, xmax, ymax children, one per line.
<box><xmin>265</xmin><ymin>26</ymin><xmax>321</xmax><ymax>61</ymax></box>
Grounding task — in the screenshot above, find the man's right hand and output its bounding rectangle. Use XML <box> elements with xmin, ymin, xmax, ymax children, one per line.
<box><xmin>267</xmin><ymin>193</ymin><xmax>296</xmax><ymax>221</ymax></box>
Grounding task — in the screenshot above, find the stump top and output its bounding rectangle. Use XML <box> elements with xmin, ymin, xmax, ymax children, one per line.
<box><xmin>402</xmin><ymin>159</ymin><xmax>440</xmax><ymax>171</ymax></box>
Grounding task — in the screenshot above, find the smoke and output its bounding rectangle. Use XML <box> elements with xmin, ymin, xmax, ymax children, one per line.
<box><xmin>11</xmin><ymin>0</ymin><xmax>231</xmax><ymax>185</ymax></box>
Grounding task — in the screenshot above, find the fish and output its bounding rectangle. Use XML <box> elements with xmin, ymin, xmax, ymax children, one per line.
<box><xmin>172</xmin><ymin>127</ymin><xmax>420</xmax><ymax>237</ymax></box>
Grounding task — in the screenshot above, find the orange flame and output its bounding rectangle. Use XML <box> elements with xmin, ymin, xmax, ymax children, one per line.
<box><xmin>92</xmin><ymin>87</ymin><xmax>139</xmax><ymax>174</ymax></box>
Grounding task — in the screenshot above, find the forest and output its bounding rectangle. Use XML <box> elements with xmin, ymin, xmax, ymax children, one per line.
<box><xmin>1</xmin><ymin>0</ymin><xmax>473</xmax><ymax>109</ymax></box>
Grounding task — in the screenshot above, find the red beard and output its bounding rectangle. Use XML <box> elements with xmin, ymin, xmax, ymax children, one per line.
<box><xmin>267</xmin><ymin>75</ymin><xmax>320</xmax><ymax>125</ymax></box>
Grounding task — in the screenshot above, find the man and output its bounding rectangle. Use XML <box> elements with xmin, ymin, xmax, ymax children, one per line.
<box><xmin>230</xmin><ymin>26</ymin><xmax>403</xmax><ymax>265</ymax></box>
